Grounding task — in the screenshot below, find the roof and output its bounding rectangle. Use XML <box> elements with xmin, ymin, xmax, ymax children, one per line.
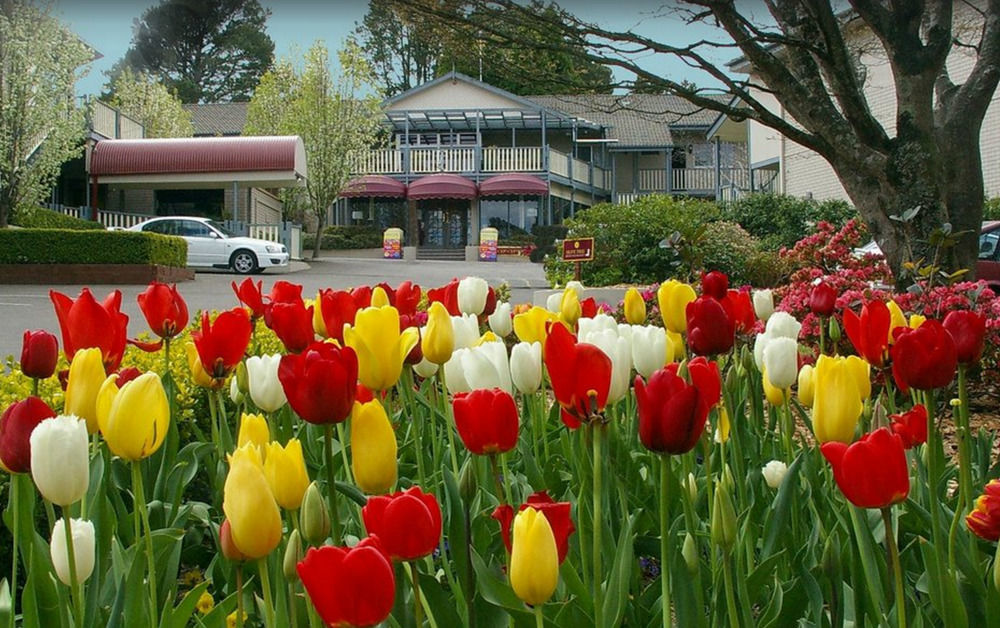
<box><xmin>526</xmin><ymin>94</ymin><xmax>727</xmax><ymax>148</ymax></box>
<box><xmin>183</xmin><ymin>102</ymin><xmax>248</xmax><ymax>136</ymax></box>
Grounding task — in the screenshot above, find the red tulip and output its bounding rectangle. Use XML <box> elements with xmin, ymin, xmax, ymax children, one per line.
<box><xmin>191</xmin><ymin>309</ymin><xmax>252</xmax><ymax>380</ymax></box>
<box><xmin>492</xmin><ymin>491</ymin><xmax>575</xmax><ymax>563</ymax></box>
<box><xmin>580</xmin><ymin>297</ymin><xmax>598</xmax><ymax>319</ymax></box>
<box><xmin>665</xmin><ymin>356</ymin><xmax>721</xmax><ymax>408</ymax></box>
<box><xmin>268</xmin><ymin>280</ymin><xmax>303</xmax><ymax>304</ymax></box>
<box><xmin>821</xmin><ymin>427</ymin><xmax>909</xmax><ymax>509</ymax></box>
<box><xmin>482</xmin><ymin>286</ymin><xmax>497</xmax><ymax>317</ymax></box>
<box><xmin>265</xmin><ymin>300</ymin><xmax>315</xmax><ymax>353</ymax></box>
<box><xmin>890</xmin><ymin>320</ymin><xmax>957</xmax><ymax>392</ymax></box>
<box><xmin>297</xmin><ymin>537</ymin><xmax>395</xmax><ymax>628</ymax></box>
<box><xmin>686</xmin><ymin>296</ymin><xmax>735</xmax><ymax>356</ymax></box>
<box><xmin>427</xmin><ymin>279</ymin><xmax>460</xmax><ymax>316</ymax></box>
<box><xmin>115</xmin><ymin>366</ymin><xmax>143</xmax><ymax>387</ymax></box>
<box><xmin>967</xmin><ymin>479</ymin><xmax>1000</xmax><ymax>541</ymax></box>
<box><xmin>362</xmin><ymin>487</ymin><xmax>442</xmax><ymax>561</ymax></box>
<box><xmin>394</xmin><ymin>281</ymin><xmax>421</xmax><ymax>317</ymax></box>
<box><xmin>544</xmin><ymin>323</ymin><xmax>612</xmax><ymax>429</ymax></box>
<box><xmin>351</xmin><ymin>285</ymin><xmax>373</xmax><ymax>309</ymax></box>
<box><xmin>137</xmin><ymin>282</ymin><xmax>189</xmax><ymax>339</ymax></box>
<box><xmin>701</xmin><ymin>271</ymin><xmax>729</xmax><ymax>300</ymax></box>
<box><xmin>809</xmin><ymin>282</ymin><xmax>837</xmax><ymax>317</ymax></box>
<box><xmin>20</xmin><ymin>330</ymin><xmax>58</xmax><ymax>379</ymax></box>
<box><xmin>635</xmin><ymin>367</ymin><xmax>711</xmax><ymax>454</ymax></box>
<box><xmin>0</xmin><ymin>397</ymin><xmax>56</xmax><ymax>473</ymax></box>
<box><xmin>317</xmin><ymin>289</ymin><xmax>359</xmax><ymax>344</ymax></box>
<box><xmin>278</xmin><ymin>341</ymin><xmax>358</xmax><ymax>425</ymax></box>
<box><xmin>721</xmin><ymin>289</ymin><xmax>755</xmax><ymax>335</ymax></box>
<box><xmin>50</xmin><ymin>288</ymin><xmax>128</xmax><ymax>372</ymax></box>
<box><xmin>356</xmin><ymin>383</ymin><xmax>375</xmax><ymax>404</ymax></box>
<box><xmin>942</xmin><ymin>310</ymin><xmax>986</xmax><ymax>365</ymax></box>
<box><xmin>232</xmin><ymin>278</ymin><xmax>265</xmax><ymax>320</ymax></box>
<box><xmin>842</xmin><ymin>300</ymin><xmax>891</xmax><ymax>367</ymax></box>
<box><xmin>889</xmin><ymin>404</ymin><xmax>928</xmax><ymax>449</ymax></box>
<box><xmin>452</xmin><ymin>388</ymin><xmax>519</xmax><ymax>455</ymax></box>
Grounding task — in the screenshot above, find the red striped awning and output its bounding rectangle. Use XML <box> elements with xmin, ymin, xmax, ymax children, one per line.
<box><xmin>478</xmin><ymin>173</ymin><xmax>548</xmax><ymax>196</ymax></box>
<box><xmin>407</xmin><ymin>174</ymin><xmax>478</xmax><ymax>200</ymax></box>
<box><xmin>340</xmin><ymin>175</ymin><xmax>406</xmax><ymax>198</ymax></box>
<box><xmin>90</xmin><ymin>136</ymin><xmax>305</xmax><ymax>176</ymax></box>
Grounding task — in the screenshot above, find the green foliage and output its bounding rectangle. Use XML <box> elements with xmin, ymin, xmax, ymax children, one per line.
<box><xmin>354</xmin><ymin>0</ymin><xmax>445</xmax><ymax>97</ymax></box>
<box><xmin>11</xmin><ymin>207</ymin><xmax>103</xmax><ymax>230</ymax></box>
<box><xmin>302</xmin><ymin>225</ymin><xmax>383</xmax><ymax>250</ymax></box>
<box><xmin>692</xmin><ymin>220</ymin><xmax>761</xmax><ymax>285</ymax></box>
<box><xmin>110</xmin><ymin>0</ymin><xmax>274</xmax><ymax>103</ymax></box>
<box><xmin>107</xmin><ymin>69</ymin><xmax>194</xmax><ymax>137</ymax></box>
<box><xmin>543</xmin><ymin>195</ymin><xmax>720</xmax><ymax>286</ymax></box>
<box><xmin>984</xmin><ymin>197</ymin><xmax>1000</xmax><ymax>221</ymax></box>
<box><xmin>0</xmin><ymin>229</ymin><xmax>187</xmax><ymax>266</ymax></box>
<box><xmin>0</xmin><ymin>2</ymin><xmax>90</xmax><ymax>228</ymax></box>
<box><xmin>722</xmin><ymin>193</ymin><xmax>856</xmax><ymax>250</ymax></box>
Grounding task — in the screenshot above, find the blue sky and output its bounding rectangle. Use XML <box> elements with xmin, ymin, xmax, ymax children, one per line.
<box><xmin>55</xmin><ymin>0</ymin><xmax>753</xmax><ymax>98</ymax></box>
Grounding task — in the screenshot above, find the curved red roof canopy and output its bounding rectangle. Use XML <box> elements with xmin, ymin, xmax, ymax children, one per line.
<box><xmin>478</xmin><ymin>173</ymin><xmax>548</xmax><ymax>197</ymax></box>
<box><xmin>341</xmin><ymin>175</ymin><xmax>406</xmax><ymax>198</ymax></box>
<box><xmin>408</xmin><ymin>173</ymin><xmax>478</xmax><ymax>200</ymax></box>
<box><xmin>89</xmin><ymin>136</ymin><xmax>307</xmax><ymax>188</ymax></box>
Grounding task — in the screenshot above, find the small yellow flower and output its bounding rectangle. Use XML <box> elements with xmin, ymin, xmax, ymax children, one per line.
<box><xmin>226</xmin><ymin>610</ymin><xmax>247</xmax><ymax>628</ymax></box>
<box><xmin>196</xmin><ymin>591</ymin><xmax>214</xmax><ymax>615</ymax></box>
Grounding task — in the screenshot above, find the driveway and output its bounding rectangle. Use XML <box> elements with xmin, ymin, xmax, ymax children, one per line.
<box><xmin>0</xmin><ymin>257</ymin><xmax>549</xmax><ymax>360</ymax></box>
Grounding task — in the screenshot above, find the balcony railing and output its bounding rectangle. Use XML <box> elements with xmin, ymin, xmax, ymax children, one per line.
<box><xmin>636</xmin><ymin>167</ymin><xmax>751</xmax><ymax>193</ymax></box>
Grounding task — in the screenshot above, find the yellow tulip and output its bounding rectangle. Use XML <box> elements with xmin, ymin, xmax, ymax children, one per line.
<box><xmin>510</xmin><ymin>507</ymin><xmax>559</xmax><ymax>607</ymax></box>
<box><xmin>844</xmin><ymin>355</ymin><xmax>871</xmax><ymax>401</ymax></box>
<box><xmin>96</xmin><ymin>371</ymin><xmax>169</xmax><ymax>461</ymax></box>
<box><xmin>372</xmin><ymin>286</ymin><xmax>391</xmax><ymax>308</ymax></box>
<box><xmin>667</xmin><ymin>330</ymin><xmax>686</xmax><ymax>361</ymax></box>
<box><xmin>812</xmin><ymin>355</ymin><xmax>863</xmax><ymax>444</ymax></box>
<box><xmin>559</xmin><ymin>289</ymin><xmax>581</xmax><ymax>327</ymax></box>
<box><xmin>351</xmin><ymin>400</ymin><xmax>397</xmax><ymax>495</ymax></box>
<box><xmin>186</xmin><ymin>342</ymin><xmax>218</xmax><ymax>389</ymax></box>
<box><xmin>624</xmin><ymin>288</ymin><xmax>647</xmax><ymax>325</ymax></box>
<box><xmin>312</xmin><ymin>293</ymin><xmax>327</xmax><ymax>337</ymax></box>
<box><xmin>797</xmin><ymin>364</ymin><xmax>815</xmax><ymax>407</ymax></box>
<box><xmin>422</xmin><ymin>302</ymin><xmax>454</xmax><ymax>365</ymax></box>
<box><xmin>762</xmin><ymin>367</ymin><xmax>787</xmax><ymax>407</ymax></box>
<box><xmin>714</xmin><ymin>406</ymin><xmax>731</xmax><ymax>444</ymax></box>
<box><xmin>475</xmin><ymin>331</ymin><xmax>500</xmax><ymax>346</ymax></box>
<box><xmin>513</xmin><ymin>306</ymin><xmax>559</xmax><ymax>345</ymax></box>
<box><xmin>657</xmin><ymin>280</ymin><xmax>696</xmax><ymax>334</ymax></box>
<box><xmin>223</xmin><ymin>444</ymin><xmax>281</xmax><ymax>559</ymax></box>
<box><xmin>887</xmin><ymin>300</ymin><xmax>906</xmax><ymax>344</ymax></box>
<box><xmin>63</xmin><ymin>347</ymin><xmax>106</xmax><ymax>434</ymax></box>
<box><xmin>344</xmin><ymin>306</ymin><xmax>419</xmax><ymax>391</ymax></box>
<box><xmin>264</xmin><ymin>439</ymin><xmax>310</xmax><ymax>510</ymax></box>
<box><xmin>909</xmin><ymin>313</ymin><xmax>926</xmax><ymax>329</ymax></box>
<box><xmin>237</xmin><ymin>413</ymin><xmax>269</xmax><ymax>456</ymax></box>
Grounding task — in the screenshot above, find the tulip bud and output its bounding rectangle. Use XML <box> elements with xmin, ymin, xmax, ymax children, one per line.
<box><xmin>560</xmin><ymin>289</ymin><xmax>582</xmax><ymax>327</ymax></box>
<box><xmin>235</xmin><ymin>361</ymin><xmax>249</xmax><ymax>394</ymax></box>
<box><xmin>284</xmin><ymin>529</ymin><xmax>304</xmax><ymax>582</ymax></box>
<box><xmin>301</xmin><ymin>482</ymin><xmax>330</xmax><ymax>545</ymax></box>
<box><xmin>488</xmin><ymin>302</ymin><xmax>513</xmax><ymax>338</ymax></box>
<box><xmin>63</xmin><ymin>347</ymin><xmax>105</xmax><ymax>434</ymax></box>
<box><xmin>682</xmin><ymin>532</ymin><xmax>699</xmax><ymax>574</ymax></box>
<box><xmin>752</xmin><ymin>289</ymin><xmax>774</xmax><ymax>322</ymax></box>
<box><xmin>264</xmin><ymin>439</ymin><xmax>310</xmax><ymax>510</ymax></box>
<box><xmin>97</xmin><ymin>372</ymin><xmax>170</xmax><ymax>462</ymax></box>
<box><xmin>423</xmin><ymin>302</ymin><xmax>456</xmax><ymax>365</ymax></box>
<box><xmin>721</xmin><ymin>464</ymin><xmax>734</xmax><ymax>494</ymax></box>
<box><xmin>710</xmin><ymin>483</ymin><xmax>737</xmax><ymax>551</ymax></box>
<box><xmin>993</xmin><ymin>542</ymin><xmax>1000</xmax><ymax>594</ymax></box>
<box><xmin>20</xmin><ymin>330</ymin><xmax>58</xmax><ymax>380</ymax></box>
<box><xmin>30</xmin><ymin>415</ymin><xmax>89</xmax><ymax>506</ymax></box>
<box><xmin>510</xmin><ymin>342</ymin><xmax>543</xmax><ymax>395</ymax></box>
<box><xmin>246</xmin><ymin>354</ymin><xmax>287</xmax><ymax>413</ymax></box>
<box><xmin>458</xmin><ymin>277</ymin><xmax>489</xmax><ymax>316</ymax></box>
<box><xmin>797</xmin><ymin>364</ymin><xmax>815</xmax><ymax>408</ymax></box>
<box><xmin>351</xmin><ymin>400</ymin><xmax>398</xmax><ymax>494</ymax></box>
<box><xmin>740</xmin><ymin>344</ymin><xmax>755</xmax><ymax>376</ymax></box>
<box><xmin>459</xmin><ymin>458</ymin><xmax>477</xmax><ymax>503</ymax></box>
<box><xmin>50</xmin><ymin>517</ymin><xmax>96</xmax><ymax>586</ymax></box>
<box><xmin>510</xmin><ymin>507</ymin><xmax>559</xmax><ymax>606</ymax></box>
<box><xmin>229</xmin><ymin>376</ymin><xmax>243</xmax><ymax>404</ymax></box>
<box><xmin>828</xmin><ymin>317</ymin><xmax>841</xmax><ymax>344</ymax></box>
<box><xmin>761</xmin><ymin>460</ymin><xmax>787</xmax><ymax>489</ymax></box>
<box><xmin>684</xmin><ymin>472</ymin><xmax>698</xmax><ymax>507</ymax></box>
<box><xmin>624</xmin><ymin>288</ymin><xmax>646</xmax><ymax>325</ymax></box>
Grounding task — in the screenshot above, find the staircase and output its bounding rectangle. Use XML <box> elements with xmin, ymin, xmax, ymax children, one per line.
<box><xmin>416</xmin><ymin>247</ymin><xmax>466</xmax><ymax>261</ymax></box>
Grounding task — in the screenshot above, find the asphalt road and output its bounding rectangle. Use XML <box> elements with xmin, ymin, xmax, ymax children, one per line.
<box><xmin>0</xmin><ymin>256</ymin><xmax>550</xmax><ymax>360</ymax></box>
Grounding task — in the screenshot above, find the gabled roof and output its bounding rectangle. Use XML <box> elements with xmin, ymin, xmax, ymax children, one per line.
<box><xmin>183</xmin><ymin>102</ymin><xmax>248</xmax><ymax>136</ymax></box>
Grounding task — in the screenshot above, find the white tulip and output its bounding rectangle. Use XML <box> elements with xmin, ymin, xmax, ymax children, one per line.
<box><xmin>488</xmin><ymin>302</ymin><xmax>513</xmax><ymax>337</ymax></box>
<box><xmin>631</xmin><ymin>325</ymin><xmax>671</xmax><ymax>379</ymax></box>
<box><xmin>246</xmin><ymin>354</ymin><xmax>287</xmax><ymax>413</ymax></box>
<box><xmin>761</xmin><ymin>460</ymin><xmax>788</xmax><ymax>489</ymax></box>
<box><xmin>229</xmin><ymin>376</ymin><xmax>243</xmax><ymax>404</ymax></box>
<box><xmin>457</xmin><ymin>277</ymin><xmax>489</xmax><ymax>315</ymax></box>
<box><xmin>578</xmin><ymin>314</ymin><xmax>617</xmax><ymax>338</ymax></box>
<box><xmin>412</xmin><ymin>356</ymin><xmax>439</xmax><ymax>379</ymax></box>
<box><xmin>545</xmin><ymin>292</ymin><xmax>563</xmax><ymax>313</ymax></box>
<box><xmin>451</xmin><ymin>314</ymin><xmax>481</xmax><ymax>350</ymax></box>
<box><xmin>753</xmin><ymin>333</ymin><xmax>768</xmax><ymax>371</ymax></box>
<box><xmin>763</xmin><ymin>336</ymin><xmax>799</xmax><ymax>390</ymax></box>
<box><xmin>764</xmin><ymin>311</ymin><xmax>802</xmax><ymax>341</ymax></box>
<box><xmin>565</xmin><ymin>281</ymin><xmax>585</xmax><ymax>298</ymax></box>
<box><xmin>461</xmin><ymin>341</ymin><xmax>513</xmax><ymax>392</ymax></box>
<box><xmin>50</xmin><ymin>517</ymin><xmax>96</xmax><ymax>586</ymax></box>
<box><xmin>444</xmin><ymin>348</ymin><xmax>472</xmax><ymax>395</ymax></box>
<box><xmin>753</xmin><ymin>289</ymin><xmax>774</xmax><ymax>322</ymax></box>
<box><xmin>30</xmin><ymin>415</ymin><xmax>89</xmax><ymax>506</ymax></box>
<box><xmin>580</xmin><ymin>328</ymin><xmax>631</xmax><ymax>403</ymax></box>
<box><xmin>510</xmin><ymin>342</ymin><xmax>543</xmax><ymax>394</ymax></box>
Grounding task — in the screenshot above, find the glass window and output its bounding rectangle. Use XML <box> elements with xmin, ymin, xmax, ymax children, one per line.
<box><xmin>181</xmin><ymin>220</ymin><xmax>213</xmax><ymax>238</ymax></box>
<box><xmin>481</xmin><ymin>199</ymin><xmax>511</xmax><ymax>238</ymax></box>
<box><xmin>980</xmin><ymin>229</ymin><xmax>1000</xmax><ymax>259</ymax></box>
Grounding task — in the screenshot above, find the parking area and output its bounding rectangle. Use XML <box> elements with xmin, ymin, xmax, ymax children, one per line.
<box><xmin>0</xmin><ymin>256</ymin><xmax>549</xmax><ymax>359</ymax></box>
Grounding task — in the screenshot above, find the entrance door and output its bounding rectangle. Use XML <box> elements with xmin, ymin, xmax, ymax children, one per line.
<box><xmin>419</xmin><ymin>200</ymin><xmax>468</xmax><ymax>248</ymax></box>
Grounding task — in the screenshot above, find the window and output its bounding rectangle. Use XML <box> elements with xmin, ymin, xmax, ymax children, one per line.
<box><xmin>980</xmin><ymin>229</ymin><xmax>1000</xmax><ymax>260</ymax></box>
<box><xmin>480</xmin><ymin>197</ymin><xmax>540</xmax><ymax>238</ymax></box>
<box><xmin>143</xmin><ymin>220</ymin><xmax>174</xmax><ymax>235</ymax></box>
<box><xmin>396</xmin><ymin>132</ymin><xmax>478</xmax><ymax>147</ymax></box>
<box><xmin>180</xmin><ymin>220</ymin><xmax>214</xmax><ymax>238</ymax></box>
<box><xmin>691</xmin><ymin>143</ymin><xmax>714</xmax><ymax>168</ymax></box>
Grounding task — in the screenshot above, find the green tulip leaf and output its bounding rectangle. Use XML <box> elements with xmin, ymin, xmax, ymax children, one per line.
<box><xmin>601</xmin><ymin>512</ymin><xmax>635</xmax><ymax>628</ymax></box>
<box><xmin>761</xmin><ymin>453</ymin><xmax>803</xmax><ymax>559</ymax></box>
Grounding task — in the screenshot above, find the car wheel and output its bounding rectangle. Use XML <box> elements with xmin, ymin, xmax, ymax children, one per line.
<box><xmin>230</xmin><ymin>249</ymin><xmax>258</xmax><ymax>275</ymax></box>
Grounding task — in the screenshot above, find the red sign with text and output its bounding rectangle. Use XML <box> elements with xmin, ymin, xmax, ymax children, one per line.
<box><xmin>562</xmin><ymin>237</ymin><xmax>594</xmax><ymax>262</ymax></box>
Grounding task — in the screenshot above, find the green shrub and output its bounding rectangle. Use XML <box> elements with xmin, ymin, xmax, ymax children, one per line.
<box><xmin>723</xmin><ymin>193</ymin><xmax>856</xmax><ymax>250</ymax></box>
<box><xmin>985</xmin><ymin>197</ymin><xmax>1000</xmax><ymax>221</ymax></box>
<box><xmin>0</xmin><ymin>229</ymin><xmax>187</xmax><ymax>266</ymax></box>
<box><xmin>743</xmin><ymin>249</ymin><xmax>794</xmax><ymax>288</ymax></box>
<box><xmin>303</xmin><ymin>225</ymin><xmax>383</xmax><ymax>250</ymax></box>
<box><xmin>543</xmin><ymin>195</ymin><xmax>720</xmax><ymax>286</ymax></box>
<box><xmin>11</xmin><ymin>206</ymin><xmax>103</xmax><ymax>230</ymax></box>
<box><xmin>693</xmin><ymin>221</ymin><xmax>761</xmax><ymax>285</ymax></box>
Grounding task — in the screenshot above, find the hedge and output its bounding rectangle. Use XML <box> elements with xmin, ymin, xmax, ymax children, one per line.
<box><xmin>11</xmin><ymin>207</ymin><xmax>104</xmax><ymax>231</ymax></box>
<box><xmin>0</xmin><ymin>229</ymin><xmax>187</xmax><ymax>267</ymax></box>
<box><xmin>303</xmin><ymin>225</ymin><xmax>384</xmax><ymax>250</ymax></box>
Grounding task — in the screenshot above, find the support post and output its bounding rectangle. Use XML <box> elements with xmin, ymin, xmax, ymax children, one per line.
<box><xmin>232</xmin><ymin>181</ymin><xmax>239</xmax><ymax>221</ymax></box>
<box><xmin>90</xmin><ymin>177</ymin><xmax>99</xmax><ymax>222</ymax></box>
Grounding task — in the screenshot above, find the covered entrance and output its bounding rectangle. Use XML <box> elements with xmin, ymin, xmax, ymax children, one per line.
<box><xmin>420</xmin><ymin>199</ymin><xmax>468</xmax><ymax>248</ymax></box>
<box><xmin>407</xmin><ymin>173</ymin><xmax>477</xmax><ymax>259</ymax></box>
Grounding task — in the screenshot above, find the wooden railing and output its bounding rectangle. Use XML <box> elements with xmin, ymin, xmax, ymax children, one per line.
<box><xmin>350</xmin><ymin>149</ymin><xmax>403</xmax><ymax>174</ymax></box>
<box><xmin>548</xmin><ymin>150</ymin><xmax>569</xmax><ymax>178</ymax></box>
<box><xmin>635</xmin><ymin>167</ymin><xmax>751</xmax><ymax>193</ymax></box>
<box><xmin>482</xmin><ymin>146</ymin><xmax>543</xmax><ymax>172</ymax></box>
<box><xmin>410</xmin><ymin>147</ymin><xmax>476</xmax><ymax>173</ymax></box>
<box><xmin>89</xmin><ymin>100</ymin><xmax>144</xmax><ymax>140</ymax></box>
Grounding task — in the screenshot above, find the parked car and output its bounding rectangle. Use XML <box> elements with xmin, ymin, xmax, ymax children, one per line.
<box><xmin>854</xmin><ymin>221</ymin><xmax>1000</xmax><ymax>291</ymax></box>
<box><xmin>125</xmin><ymin>216</ymin><xmax>289</xmax><ymax>274</ymax></box>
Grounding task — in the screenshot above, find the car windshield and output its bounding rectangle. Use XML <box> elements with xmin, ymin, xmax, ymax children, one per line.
<box><xmin>206</xmin><ymin>220</ymin><xmax>235</xmax><ymax>238</ymax></box>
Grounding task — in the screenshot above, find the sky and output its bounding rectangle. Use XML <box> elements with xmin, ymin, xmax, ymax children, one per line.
<box><xmin>54</xmin><ymin>0</ymin><xmax>759</xmax><ymax>98</ymax></box>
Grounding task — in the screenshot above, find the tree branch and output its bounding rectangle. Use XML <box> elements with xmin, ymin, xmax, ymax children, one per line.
<box><xmin>945</xmin><ymin>0</ymin><xmax>1000</xmax><ymax>131</ymax></box>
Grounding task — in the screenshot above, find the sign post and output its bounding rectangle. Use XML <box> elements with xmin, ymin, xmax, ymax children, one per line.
<box><xmin>561</xmin><ymin>237</ymin><xmax>595</xmax><ymax>281</ymax></box>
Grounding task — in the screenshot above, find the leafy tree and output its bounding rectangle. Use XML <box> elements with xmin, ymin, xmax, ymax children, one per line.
<box><xmin>112</xmin><ymin>0</ymin><xmax>274</xmax><ymax>103</ymax></box>
<box><xmin>244</xmin><ymin>40</ymin><xmax>383</xmax><ymax>259</ymax></box>
<box><xmin>0</xmin><ymin>0</ymin><xmax>90</xmax><ymax>228</ymax></box>
<box><xmin>398</xmin><ymin>0</ymin><xmax>1000</xmax><ymax>285</ymax></box>
<box><xmin>108</xmin><ymin>69</ymin><xmax>194</xmax><ymax>138</ymax></box>
<box><xmin>354</xmin><ymin>0</ymin><xmax>447</xmax><ymax>97</ymax></box>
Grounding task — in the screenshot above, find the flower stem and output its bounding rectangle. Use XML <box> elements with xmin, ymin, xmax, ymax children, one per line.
<box><xmin>132</xmin><ymin>461</ymin><xmax>158</xmax><ymax>628</ymax></box>
<box><xmin>500</xmin><ymin>452</ymin><xmax>514</xmax><ymax>505</ymax></box>
<box><xmin>410</xmin><ymin>561</ymin><xmax>423</xmax><ymax>627</ymax></box>
<box><xmin>258</xmin><ymin>558</ymin><xmax>276</xmax><ymax>628</ymax></box>
<box><xmin>534</xmin><ymin>603</ymin><xmax>545</xmax><ymax>628</ymax></box>
<box><xmin>288</xmin><ymin>581</ymin><xmax>298</xmax><ymax>628</ymax></box>
<box><xmin>924</xmin><ymin>389</ymin><xmax>949</xmax><ymax>577</ymax></box>
<box><xmin>438</xmin><ymin>369</ymin><xmax>460</xmax><ymax>478</ymax></box>
<box><xmin>236</xmin><ymin>565</ymin><xmax>244</xmax><ymax>628</ymax></box>
<box><xmin>592</xmin><ymin>423</ymin><xmax>605</xmax><ymax>627</ymax></box>
<box><xmin>9</xmin><ymin>476</ymin><xmax>19</xmax><ymax>628</ymax></box>
<box><xmin>722</xmin><ymin>550</ymin><xmax>739</xmax><ymax>628</ymax></box>
<box><xmin>336</xmin><ymin>422</ymin><xmax>354</xmax><ymax>485</ymax></box>
<box><xmin>881</xmin><ymin>508</ymin><xmax>905</xmax><ymax>628</ymax></box>
<box><xmin>31</xmin><ymin>377</ymin><xmax>39</xmax><ymax>398</ymax></box>
<box><xmin>660</xmin><ymin>455</ymin><xmax>672</xmax><ymax>628</ymax></box>
<box><xmin>955</xmin><ymin>365</ymin><xmax>974</xmax><ymax>521</ymax></box>
<box><xmin>489</xmin><ymin>455</ymin><xmax>506</xmax><ymax>506</ymax></box>
<box><xmin>61</xmin><ymin>508</ymin><xmax>84</xmax><ymax>628</ymax></box>
<box><xmin>323</xmin><ymin>425</ymin><xmax>342</xmax><ymax>543</ymax></box>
